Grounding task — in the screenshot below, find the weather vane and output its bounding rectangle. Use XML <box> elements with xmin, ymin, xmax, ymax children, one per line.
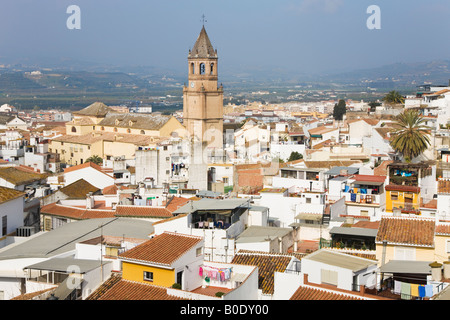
<box><xmin>201</xmin><ymin>14</ymin><xmax>207</xmax><ymax>26</ymax></box>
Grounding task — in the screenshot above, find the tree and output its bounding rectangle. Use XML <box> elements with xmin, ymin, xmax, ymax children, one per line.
<box><xmin>389</xmin><ymin>109</ymin><xmax>431</xmax><ymax>162</ymax></box>
<box><xmin>368</xmin><ymin>101</ymin><xmax>381</xmax><ymax>112</ymax></box>
<box><xmin>287</xmin><ymin>151</ymin><xmax>303</xmax><ymax>162</ymax></box>
<box><xmin>86</xmin><ymin>155</ymin><xmax>103</xmax><ymax>166</ymax></box>
<box><xmin>383</xmin><ymin>90</ymin><xmax>405</xmax><ymax>105</ymax></box>
<box><xmin>333</xmin><ymin>99</ymin><xmax>346</xmax><ymax>120</ymax></box>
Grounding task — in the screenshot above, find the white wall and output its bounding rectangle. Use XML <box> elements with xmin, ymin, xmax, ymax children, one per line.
<box><xmin>273</xmin><ymin>271</ymin><xmax>304</xmax><ymax>300</ymax></box>
<box><xmin>65</xmin><ymin>167</ymin><xmax>114</xmax><ymax>189</ymax></box>
<box><xmin>0</xmin><ymin>197</ymin><xmax>24</xmax><ymax>236</ymax></box>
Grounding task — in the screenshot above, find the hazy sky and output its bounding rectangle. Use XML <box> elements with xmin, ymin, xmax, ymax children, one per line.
<box><xmin>0</xmin><ymin>0</ymin><xmax>449</xmax><ymax>75</ymax></box>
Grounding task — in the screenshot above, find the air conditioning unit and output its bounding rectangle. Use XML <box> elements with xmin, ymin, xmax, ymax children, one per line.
<box><xmin>16</xmin><ymin>226</ymin><xmax>35</xmax><ymax>237</ymax></box>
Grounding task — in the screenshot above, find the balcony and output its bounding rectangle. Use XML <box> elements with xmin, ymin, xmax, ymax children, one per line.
<box><xmin>344</xmin><ymin>192</ymin><xmax>382</xmax><ymax>206</ymax></box>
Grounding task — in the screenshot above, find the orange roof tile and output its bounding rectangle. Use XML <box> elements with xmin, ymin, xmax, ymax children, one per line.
<box><xmin>290</xmin><ymin>285</ymin><xmax>364</xmax><ymax>300</ymax></box>
<box><xmin>115</xmin><ymin>205</ymin><xmax>173</xmax><ymax>218</ymax></box>
<box><xmin>438</xmin><ymin>179</ymin><xmax>450</xmax><ymax>194</ymax></box>
<box><xmin>96</xmin><ymin>279</ymin><xmax>187</xmax><ymax>300</ymax></box>
<box><xmin>435</xmin><ymin>224</ymin><xmax>450</xmax><ymax>236</ymax></box>
<box><xmin>231</xmin><ymin>250</ymin><xmax>299</xmax><ymax>294</ymax></box>
<box><xmin>376</xmin><ymin>216</ymin><xmax>435</xmax><ymax>247</ymax></box>
<box><xmin>102</xmin><ymin>184</ymin><xmax>118</xmax><ymax>195</ymax></box>
<box><xmin>385</xmin><ymin>184</ymin><xmax>420</xmax><ymax>193</ymax></box>
<box><xmin>119</xmin><ymin>232</ymin><xmax>203</xmax><ymax>266</ymax></box>
<box><xmin>165</xmin><ymin>196</ymin><xmax>190</xmax><ymax>213</ymax></box>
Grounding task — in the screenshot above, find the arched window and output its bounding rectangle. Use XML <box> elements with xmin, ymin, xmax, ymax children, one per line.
<box><xmin>200</xmin><ymin>63</ymin><xmax>205</xmax><ymax>75</ymax></box>
<box><xmin>71</xmin><ymin>126</ymin><xmax>76</xmax><ymax>133</ymax></box>
<box><xmin>140</xmin><ymin>130</ymin><xmax>145</xmax><ymax>135</ymax></box>
<box><xmin>210</xmin><ymin>63</ymin><xmax>214</xmax><ymax>75</ymax></box>
<box><xmin>127</xmin><ymin>128</ymin><xmax>131</xmax><ymax>133</ymax></box>
<box><xmin>114</xmin><ymin>127</ymin><xmax>118</xmax><ymax>132</ymax></box>
<box><xmin>101</xmin><ymin>126</ymin><xmax>105</xmax><ymax>131</ymax></box>
<box><xmin>191</xmin><ymin>63</ymin><xmax>195</xmax><ymax>74</ymax></box>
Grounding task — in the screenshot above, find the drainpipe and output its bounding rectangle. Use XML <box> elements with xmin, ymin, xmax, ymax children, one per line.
<box><xmin>380</xmin><ymin>240</ymin><xmax>387</xmax><ymax>289</ymax></box>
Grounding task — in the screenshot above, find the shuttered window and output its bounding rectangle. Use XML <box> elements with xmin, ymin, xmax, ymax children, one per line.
<box><xmin>321</xmin><ymin>269</ymin><xmax>338</xmax><ymax>286</ymax></box>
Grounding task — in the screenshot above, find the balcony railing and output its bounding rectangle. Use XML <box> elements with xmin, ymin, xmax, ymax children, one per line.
<box><xmin>344</xmin><ymin>193</ymin><xmax>381</xmax><ymax>205</ymax></box>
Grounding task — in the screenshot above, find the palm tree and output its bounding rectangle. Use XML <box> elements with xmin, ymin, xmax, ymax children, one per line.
<box><xmin>383</xmin><ymin>90</ymin><xmax>405</xmax><ymax>105</ymax></box>
<box><xmin>389</xmin><ymin>109</ymin><xmax>431</xmax><ymax>162</ymax></box>
<box><xmin>86</xmin><ymin>155</ymin><xmax>103</xmax><ymax>166</ymax></box>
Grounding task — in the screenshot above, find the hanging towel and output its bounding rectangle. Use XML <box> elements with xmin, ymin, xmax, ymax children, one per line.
<box><xmin>410</xmin><ymin>284</ymin><xmax>419</xmax><ymax>297</ymax></box>
<box><xmin>351</xmin><ymin>193</ymin><xmax>357</xmax><ymax>202</ymax></box>
<box><xmin>425</xmin><ymin>285</ymin><xmax>433</xmax><ymax>297</ymax></box>
<box><xmin>199</xmin><ymin>267</ymin><xmax>203</xmax><ymax>277</ymax></box>
<box><xmin>418</xmin><ymin>285</ymin><xmax>426</xmax><ymax>298</ymax></box>
<box><xmin>344</xmin><ymin>185</ymin><xmax>350</xmax><ymax>192</ymax></box>
<box><xmin>401</xmin><ymin>282</ymin><xmax>411</xmax><ymax>300</ymax></box>
<box><xmin>394</xmin><ymin>281</ymin><xmax>402</xmax><ymax>294</ymax></box>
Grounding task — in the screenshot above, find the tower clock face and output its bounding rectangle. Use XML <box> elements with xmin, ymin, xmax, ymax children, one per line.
<box><xmin>190</xmin><ymin>82</ymin><xmax>195</xmax><ymax>88</ymax></box>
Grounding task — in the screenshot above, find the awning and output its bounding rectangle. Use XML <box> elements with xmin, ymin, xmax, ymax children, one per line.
<box><xmin>352</xmin><ymin>180</ymin><xmax>384</xmax><ymax>186</ymax></box>
<box><xmin>295</xmin><ymin>213</ymin><xmax>323</xmax><ymax>221</ymax></box>
<box><xmin>379</xmin><ymin>260</ymin><xmax>433</xmax><ymax>275</ymax></box>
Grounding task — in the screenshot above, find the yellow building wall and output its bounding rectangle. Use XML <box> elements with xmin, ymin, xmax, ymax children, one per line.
<box><xmin>159</xmin><ymin>117</ymin><xmax>187</xmax><ymax>138</ymax></box>
<box><xmin>66</xmin><ymin>124</ymin><xmax>95</xmax><ymax>136</ymax></box>
<box><xmin>376</xmin><ymin>244</ymin><xmax>435</xmax><ymax>267</ymax></box>
<box><xmin>122</xmin><ymin>261</ymin><xmax>175</xmax><ymax>287</ymax></box>
<box><xmin>103</xmin><ymin>141</ymin><xmax>138</xmax><ymax>159</ymax></box>
<box><xmin>434</xmin><ymin>235</ymin><xmax>450</xmax><ymax>263</ymax></box>
<box><xmin>98</xmin><ymin>126</ymin><xmax>160</xmax><ymax>136</ymax></box>
<box><xmin>385</xmin><ymin>190</ymin><xmax>420</xmax><ymax>212</ymax></box>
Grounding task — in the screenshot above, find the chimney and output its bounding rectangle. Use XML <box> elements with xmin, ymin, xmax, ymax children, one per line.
<box><xmin>86</xmin><ymin>192</ymin><xmax>94</xmax><ymax>209</ymax></box>
<box><xmin>345</xmin><ymin>216</ymin><xmax>354</xmax><ymax>225</ymax></box>
<box><xmin>429</xmin><ymin>261</ymin><xmax>442</xmax><ymax>282</ymax></box>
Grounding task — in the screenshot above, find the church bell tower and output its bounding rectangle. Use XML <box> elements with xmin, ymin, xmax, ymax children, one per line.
<box><xmin>183</xmin><ymin>25</ymin><xmax>223</xmax><ymax>148</ymax></box>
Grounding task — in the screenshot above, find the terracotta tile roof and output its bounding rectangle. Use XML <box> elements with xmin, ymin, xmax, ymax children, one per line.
<box><xmin>40</xmin><ymin>203</ymin><xmax>115</xmax><ymax>220</ymax></box>
<box><xmin>0</xmin><ymin>166</ymin><xmax>46</xmax><ymax>186</ymax></box>
<box><xmin>304</xmin><ymin>160</ymin><xmax>361</xmax><ymax>169</ymax></box>
<box><xmin>385</xmin><ymin>184</ymin><xmax>420</xmax><ymax>193</ymax></box>
<box><xmin>308</xmin><ymin>126</ymin><xmax>338</xmax><ymax>136</ymax></box>
<box><xmin>231</xmin><ymin>250</ymin><xmax>300</xmax><ymax>295</ymax></box>
<box><xmin>352</xmin><ymin>221</ymin><xmax>380</xmax><ymax>229</ymax></box>
<box><xmin>96</xmin><ymin>279</ymin><xmax>187</xmax><ymax>300</ymax></box>
<box><xmin>438</xmin><ymin>179</ymin><xmax>450</xmax><ymax>194</ymax></box>
<box><xmin>102</xmin><ymin>184</ymin><xmax>118</xmax><ymax>195</ymax></box>
<box><xmin>375</xmin><ymin>216</ymin><xmax>435</xmax><ymax>247</ymax></box>
<box><xmin>0</xmin><ymin>186</ymin><xmax>24</xmax><ymax>205</ymax></box>
<box><xmin>165</xmin><ymin>196</ymin><xmax>190</xmax><ymax>213</ymax></box>
<box><xmin>119</xmin><ymin>232</ymin><xmax>203</xmax><ymax>267</ymax></box>
<box><xmin>59</xmin><ymin>179</ymin><xmax>100</xmax><ymax>198</ymax></box>
<box><xmin>10</xmin><ymin>287</ymin><xmax>56</xmax><ymax>300</ymax></box>
<box><xmin>374</xmin><ymin>160</ymin><xmax>394</xmax><ymax>176</ymax></box>
<box><xmin>72</xmin><ymin>102</ymin><xmax>112</xmax><ymax>117</ymax></box>
<box><xmin>290</xmin><ymin>285</ymin><xmax>365</xmax><ymax>300</ymax></box>
<box><xmin>435</xmin><ymin>224</ymin><xmax>450</xmax><ymax>236</ymax></box>
<box><xmin>64</xmin><ymin>161</ymin><xmax>103</xmax><ymax>173</ymax></box>
<box><xmin>190</xmin><ymin>285</ymin><xmax>232</xmax><ymax>297</ymax></box>
<box><xmin>85</xmin><ymin>273</ymin><xmax>122</xmax><ymax>300</ymax></box>
<box><xmin>115</xmin><ymin>205</ymin><xmax>173</xmax><ymax>218</ymax></box>
<box><xmin>151</xmin><ymin>213</ymin><xmax>188</xmax><ymax>226</ymax></box>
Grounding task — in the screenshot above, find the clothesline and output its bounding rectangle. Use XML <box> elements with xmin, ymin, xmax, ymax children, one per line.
<box><xmin>394</xmin><ymin>280</ymin><xmax>433</xmax><ymax>299</ymax></box>
<box><xmin>199</xmin><ymin>265</ymin><xmax>233</xmax><ymax>282</ymax></box>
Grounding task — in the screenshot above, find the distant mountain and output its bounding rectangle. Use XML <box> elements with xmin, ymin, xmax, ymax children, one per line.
<box><xmin>322</xmin><ymin>60</ymin><xmax>450</xmax><ymax>88</ymax></box>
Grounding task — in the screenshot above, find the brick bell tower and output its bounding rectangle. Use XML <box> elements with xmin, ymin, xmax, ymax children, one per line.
<box><xmin>183</xmin><ymin>25</ymin><xmax>223</xmax><ymax>148</ymax></box>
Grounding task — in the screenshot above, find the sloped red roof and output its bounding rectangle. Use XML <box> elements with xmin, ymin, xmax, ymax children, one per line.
<box><xmin>96</xmin><ymin>279</ymin><xmax>187</xmax><ymax>300</ymax></box>
<box><xmin>290</xmin><ymin>285</ymin><xmax>364</xmax><ymax>300</ymax></box>
<box><xmin>115</xmin><ymin>205</ymin><xmax>173</xmax><ymax>218</ymax></box>
<box><xmin>119</xmin><ymin>232</ymin><xmax>203</xmax><ymax>266</ymax></box>
<box><xmin>376</xmin><ymin>216</ymin><xmax>435</xmax><ymax>247</ymax></box>
<box><xmin>385</xmin><ymin>184</ymin><xmax>420</xmax><ymax>193</ymax></box>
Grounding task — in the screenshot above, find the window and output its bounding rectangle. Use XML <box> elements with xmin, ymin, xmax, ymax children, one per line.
<box><xmin>360</xmin><ymin>210</ymin><xmax>369</xmax><ymax>216</ymax></box>
<box><xmin>210</xmin><ymin>63</ymin><xmax>214</xmax><ymax>75</ymax></box>
<box><xmin>191</xmin><ymin>63</ymin><xmax>195</xmax><ymax>74</ymax></box>
<box><xmin>395</xmin><ymin>247</ymin><xmax>416</xmax><ymax>260</ymax></box>
<box><xmin>143</xmin><ymin>271</ymin><xmax>153</xmax><ymax>282</ymax></box>
<box><xmin>390</xmin><ymin>192</ymin><xmax>398</xmax><ymax>201</ymax></box>
<box><xmin>446</xmin><ymin>240</ymin><xmax>450</xmax><ymax>253</ymax></box>
<box><xmin>71</xmin><ymin>126</ymin><xmax>77</xmax><ymax>133</ymax></box>
<box><xmin>306</xmin><ymin>198</ymin><xmax>312</xmax><ymax>204</ymax></box>
<box><xmin>321</xmin><ymin>269</ymin><xmax>338</xmax><ymax>286</ymax></box>
<box><xmin>196</xmin><ymin>247</ymin><xmax>203</xmax><ymax>256</ymax></box>
<box><xmin>140</xmin><ymin>130</ymin><xmax>145</xmax><ymax>135</ymax></box>
<box><xmin>200</xmin><ymin>63</ymin><xmax>205</xmax><ymax>75</ymax></box>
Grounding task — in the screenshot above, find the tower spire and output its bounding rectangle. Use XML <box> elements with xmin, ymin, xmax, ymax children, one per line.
<box><xmin>201</xmin><ymin>14</ymin><xmax>207</xmax><ymax>26</ymax></box>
